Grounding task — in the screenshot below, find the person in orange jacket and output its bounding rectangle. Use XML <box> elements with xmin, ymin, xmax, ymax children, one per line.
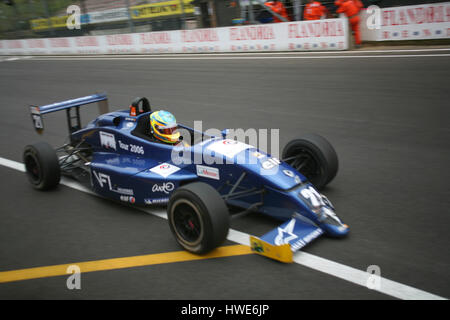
<box><xmin>264</xmin><ymin>0</ymin><xmax>290</xmax><ymax>23</ymax></box>
<box><xmin>354</xmin><ymin>0</ymin><xmax>364</xmax><ymax>10</ymax></box>
<box><xmin>336</xmin><ymin>0</ymin><xmax>363</xmax><ymax>46</ymax></box>
<box><xmin>303</xmin><ymin>0</ymin><xmax>327</xmax><ymax>21</ymax></box>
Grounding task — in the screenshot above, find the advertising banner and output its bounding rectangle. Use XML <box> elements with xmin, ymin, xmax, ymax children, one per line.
<box><xmin>130</xmin><ymin>0</ymin><xmax>195</xmax><ymax>20</ymax></box>
<box><xmin>361</xmin><ymin>2</ymin><xmax>450</xmax><ymax>41</ymax></box>
<box><xmin>0</xmin><ymin>18</ymin><xmax>348</xmax><ymax>55</ymax></box>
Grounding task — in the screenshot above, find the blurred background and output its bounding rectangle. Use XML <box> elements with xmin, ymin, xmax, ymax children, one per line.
<box><xmin>0</xmin><ymin>0</ymin><xmax>448</xmax><ymax>39</ymax></box>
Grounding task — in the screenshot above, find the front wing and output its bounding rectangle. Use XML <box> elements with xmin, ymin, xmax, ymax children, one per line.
<box><xmin>250</xmin><ymin>216</ymin><xmax>324</xmax><ymax>263</ymax></box>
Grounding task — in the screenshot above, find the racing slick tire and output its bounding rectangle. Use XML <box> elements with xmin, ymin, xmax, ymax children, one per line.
<box><xmin>168</xmin><ymin>182</ymin><xmax>230</xmax><ymax>254</ymax></box>
<box><xmin>282</xmin><ymin>134</ymin><xmax>338</xmax><ymax>190</ymax></box>
<box><xmin>23</xmin><ymin>142</ymin><xmax>60</xmax><ymax>190</ymax></box>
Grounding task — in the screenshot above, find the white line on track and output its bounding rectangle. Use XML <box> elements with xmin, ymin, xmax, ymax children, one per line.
<box><xmin>2</xmin><ymin>47</ymin><xmax>450</xmax><ymax>60</ymax></box>
<box><xmin>0</xmin><ymin>156</ymin><xmax>446</xmax><ymax>300</ymax></box>
<box><xmin>0</xmin><ymin>56</ymin><xmax>32</xmax><ymax>62</ymax></box>
<box><xmin>24</xmin><ymin>53</ymin><xmax>450</xmax><ymax>61</ymax></box>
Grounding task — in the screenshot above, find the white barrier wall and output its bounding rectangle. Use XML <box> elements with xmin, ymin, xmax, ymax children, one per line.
<box><xmin>0</xmin><ymin>19</ymin><xmax>348</xmax><ymax>55</ymax></box>
<box><xmin>361</xmin><ymin>2</ymin><xmax>450</xmax><ymax>41</ymax></box>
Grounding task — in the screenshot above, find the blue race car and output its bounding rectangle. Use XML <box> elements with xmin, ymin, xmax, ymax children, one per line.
<box><xmin>24</xmin><ymin>94</ymin><xmax>349</xmax><ymax>263</ymax></box>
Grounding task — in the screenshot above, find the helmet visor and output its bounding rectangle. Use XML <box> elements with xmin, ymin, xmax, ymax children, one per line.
<box><xmin>156</xmin><ymin>124</ymin><xmax>177</xmax><ymax>135</ymax></box>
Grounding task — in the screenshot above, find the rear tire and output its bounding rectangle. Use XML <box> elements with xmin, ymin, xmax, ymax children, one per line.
<box><xmin>282</xmin><ymin>134</ymin><xmax>338</xmax><ymax>190</ymax></box>
<box><xmin>168</xmin><ymin>182</ymin><xmax>229</xmax><ymax>254</ymax></box>
<box><xmin>23</xmin><ymin>142</ymin><xmax>60</xmax><ymax>190</ymax></box>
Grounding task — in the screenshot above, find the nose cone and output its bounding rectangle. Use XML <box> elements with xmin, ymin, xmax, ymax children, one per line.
<box><xmin>320</xmin><ymin>222</ymin><xmax>349</xmax><ymax>237</ymax></box>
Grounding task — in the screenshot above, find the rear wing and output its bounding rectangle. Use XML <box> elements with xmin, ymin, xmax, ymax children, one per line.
<box><xmin>30</xmin><ymin>94</ymin><xmax>109</xmax><ymax>136</ymax></box>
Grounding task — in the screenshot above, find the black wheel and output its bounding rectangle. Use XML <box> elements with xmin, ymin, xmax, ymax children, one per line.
<box><xmin>168</xmin><ymin>182</ymin><xmax>229</xmax><ymax>254</ymax></box>
<box><xmin>282</xmin><ymin>134</ymin><xmax>338</xmax><ymax>190</ymax></box>
<box><xmin>23</xmin><ymin>142</ymin><xmax>60</xmax><ymax>190</ymax></box>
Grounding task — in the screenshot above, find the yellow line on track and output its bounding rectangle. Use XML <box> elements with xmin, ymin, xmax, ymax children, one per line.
<box><xmin>0</xmin><ymin>245</ymin><xmax>252</xmax><ymax>283</ymax></box>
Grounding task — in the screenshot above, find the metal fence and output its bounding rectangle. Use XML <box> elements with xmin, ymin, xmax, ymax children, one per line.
<box><xmin>0</xmin><ymin>0</ymin><xmax>448</xmax><ymax>39</ymax></box>
<box><xmin>0</xmin><ymin>0</ymin><xmax>195</xmax><ymax>39</ymax></box>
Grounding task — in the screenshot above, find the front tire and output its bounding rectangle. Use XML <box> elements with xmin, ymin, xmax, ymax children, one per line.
<box><xmin>23</xmin><ymin>142</ymin><xmax>60</xmax><ymax>190</ymax></box>
<box><xmin>168</xmin><ymin>182</ymin><xmax>229</xmax><ymax>254</ymax></box>
<box><xmin>282</xmin><ymin>134</ymin><xmax>338</xmax><ymax>190</ymax></box>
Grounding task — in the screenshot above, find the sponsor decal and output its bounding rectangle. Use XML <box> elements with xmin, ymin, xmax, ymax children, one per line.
<box><xmin>283</xmin><ymin>168</ymin><xmax>302</xmax><ymax>184</ymax></box>
<box><xmin>274</xmin><ymin>217</ymin><xmax>324</xmax><ymax>250</ymax></box>
<box><xmin>125</xmin><ymin>117</ymin><xmax>136</xmax><ymax>122</ymax></box>
<box><xmin>275</xmin><ymin>219</ymin><xmax>298</xmax><ymax>245</ymax></box>
<box><xmin>181</xmin><ymin>29</ymin><xmax>219</xmax><ymax>42</ymax></box>
<box><xmin>149</xmin><ymin>163</ymin><xmax>181</xmax><ymax>178</ymax></box>
<box><xmin>49</xmin><ymin>37</ymin><xmax>71</xmax><ymax>47</ymax></box>
<box><xmin>300</xmin><ymin>186</ymin><xmax>325</xmax><ymax>208</ymax></box>
<box><xmin>290</xmin><ymin>229</ymin><xmax>323</xmax><ymax>251</ymax></box>
<box><xmin>363</xmin><ymin>3</ymin><xmax>450</xmax><ymax>41</ymax></box>
<box><xmin>144</xmin><ymin>198</ymin><xmax>169</xmax><ymax>205</ymax></box>
<box><xmin>118</xmin><ymin>140</ymin><xmax>144</xmax><ymax>155</ymax></box>
<box><xmin>261</xmin><ymin>157</ymin><xmax>280</xmax><ymax>170</ymax></box>
<box><xmin>30</xmin><ymin>18</ymin><xmax>51</xmax><ymax>31</ymax></box>
<box><xmin>27</xmin><ymin>39</ymin><xmax>46</xmax><ymax>48</ymax></box>
<box><xmin>196</xmin><ymin>165</ymin><xmax>220</xmax><ymax>180</ymax></box>
<box><xmin>229</xmin><ymin>25</ymin><xmax>275</xmax><ymax>41</ymax></box>
<box><xmin>92</xmin><ymin>170</ymin><xmax>134</xmax><ymax>195</ymax></box>
<box><xmin>206</xmin><ymin>139</ymin><xmax>252</xmax><ymax>158</ymax></box>
<box><xmin>152</xmin><ymin>182</ymin><xmax>175</xmax><ymax>194</ymax></box>
<box><xmin>131</xmin><ymin>0</ymin><xmax>194</xmax><ymax>20</ymax></box>
<box><xmin>106</xmin><ymin>34</ymin><xmax>133</xmax><ymax>46</ymax></box>
<box><xmin>120</xmin><ymin>195</ymin><xmax>136</xmax><ymax>203</ymax></box>
<box><xmin>7</xmin><ymin>40</ymin><xmax>23</xmax><ymax>49</ymax></box>
<box><xmin>89</xmin><ymin>7</ymin><xmax>129</xmax><ymax>24</ymax></box>
<box><xmin>75</xmin><ymin>36</ymin><xmax>99</xmax><ymax>47</ymax></box>
<box><xmin>288</xmin><ymin>20</ymin><xmax>345</xmax><ymax>38</ymax></box>
<box><xmin>252</xmin><ymin>151</ymin><xmax>266</xmax><ymax>159</ymax></box>
<box><xmin>99</xmin><ymin>131</ymin><xmax>116</xmax><ymax>150</ymax></box>
<box><xmin>381</xmin><ymin>3</ymin><xmax>448</xmax><ymax>27</ymax></box>
<box><xmin>92</xmin><ymin>170</ymin><xmax>112</xmax><ymax>189</ymax></box>
<box><xmin>140</xmin><ymin>32</ymin><xmax>171</xmax><ymax>44</ymax></box>
<box><xmin>283</xmin><ymin>169</ymin><xmax>294</xmax><ymax>177</ymax></box>
<box><xmin>115</xmin><ymin>187</ymin><xmax>134</xmax><ymax>196</ymax></box>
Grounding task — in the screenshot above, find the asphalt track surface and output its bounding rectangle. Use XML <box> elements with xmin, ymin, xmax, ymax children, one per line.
<box><xmin>0</xmin><ymin>49</ymin><xmax>449</xmax><ymax>300</ymax></box>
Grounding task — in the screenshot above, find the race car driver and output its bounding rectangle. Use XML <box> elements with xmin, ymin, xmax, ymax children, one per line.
<box><xmin>149</xmin><ymin>110</ymin><xmax>181</xmax><ymax>144</ymax></box>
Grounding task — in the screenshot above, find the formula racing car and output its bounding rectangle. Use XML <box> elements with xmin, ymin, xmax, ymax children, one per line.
<box><xmin>24</xmin><ymin>94</ymin><xmax>349</xmax><ymax>263</ymax></box>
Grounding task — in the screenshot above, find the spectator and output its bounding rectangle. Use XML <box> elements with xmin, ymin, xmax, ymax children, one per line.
<box><xmin>336</xmin><ymin>0</ymin><xmax>363</xmax><ymax>46</ymax></box>
<box><xmin>303</xmin><ymin>0</ymin><xmax>327</xmax><ymax>21</ymax></box>
<box><xmin>264</xmin><ymin>0</ymin><xmax>290</xmax><ymax>23</ymax></box>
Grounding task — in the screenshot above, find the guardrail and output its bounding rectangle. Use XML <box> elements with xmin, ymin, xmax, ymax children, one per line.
<box><xmin>0</xmin><ymin>18</ymin><xmax>349</xmax><ymax>55</ymax></box>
